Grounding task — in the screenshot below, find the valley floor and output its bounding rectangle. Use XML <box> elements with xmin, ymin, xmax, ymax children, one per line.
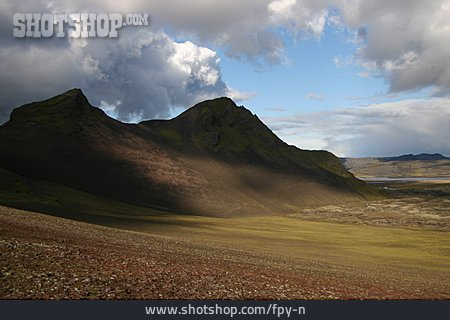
<box><xmin>1</xmin><ymin>202</ymin><xmax>449</xmax><ymax>299</ymax></box>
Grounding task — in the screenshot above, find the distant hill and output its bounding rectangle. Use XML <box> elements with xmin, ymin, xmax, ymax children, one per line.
<box><xmin>0</xmin><ymin>89</ymin><xmax>377</xmax><ymax>216</ymax></box>
<box><xmin>379</xmin><ymin>153</ymin><xmax>449</xmax><ymax>162</ymax></box>
<box><xmin>342</xmin><ymin>154</ymin><xmax>450</xmax><ymax>179</ymax></box>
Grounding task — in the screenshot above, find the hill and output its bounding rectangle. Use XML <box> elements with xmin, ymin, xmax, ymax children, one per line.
<box><xmin>379</xmin><ymin>153</ymin><xmax>449</xmax><ymax>162</ymax></box>
<box><xmin>0</xmin><ymin>89</ymin><xmax>377</xmax><ymax>216</ymax></box>
<box><xmin>342</xmin><ymin>155</ymin><xmax>450</xmax><ymax>179</ymax></box>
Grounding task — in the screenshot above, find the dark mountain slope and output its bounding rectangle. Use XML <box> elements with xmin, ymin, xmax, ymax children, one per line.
<box><xmin>0</xmin><ymin>89</ymin><xmax>378</xmax><ymax>216</ymax></box>
<box><xmin>0</xmin><ymin>89</ymin><xmax>180</xmax><ymax>212</ymax></box>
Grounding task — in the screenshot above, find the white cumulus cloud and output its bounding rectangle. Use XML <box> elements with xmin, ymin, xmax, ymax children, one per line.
<box><xmin>264</xmin><ymin>98</ymin><xmax>450</xmax><ymax>157</ymax></box>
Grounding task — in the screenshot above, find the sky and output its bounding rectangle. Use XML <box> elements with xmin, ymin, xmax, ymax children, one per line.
<box><xmin>0</xmin><ymin>0</ymin><xmax>449</xmax><ymax>157</ymax></box>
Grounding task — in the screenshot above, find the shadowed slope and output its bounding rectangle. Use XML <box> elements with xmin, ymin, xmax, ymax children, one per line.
<box><xmin>0</xmin><ymin>89</ymin><xmax>185</xmax><ymax>212</ymax></box>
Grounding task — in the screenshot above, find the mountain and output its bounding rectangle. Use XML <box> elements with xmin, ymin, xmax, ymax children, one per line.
<box><xmin>379</xmin><ymin>153</ymin><xmax>449</xmax><ymax>162</ymax></box>
<box><xmin>0</xmin><ymin>89</ymin><xmax>377</xmax><ymax>216</ymax></box>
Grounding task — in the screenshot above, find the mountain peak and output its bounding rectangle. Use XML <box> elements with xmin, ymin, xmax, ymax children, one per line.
<box><xmin>174</xmin><ymin>97</ymin><xmax>243</xmax><ymax>121</ymax></box>
<box><xmin>63</xmin><ymin>88</ymin><xmax>89</xmax><ymax>103</ymax></box>
<box><xmin>5</xmin><ymin>88</ymin><xmax>106</xmax><ymax>130</ymax></box>
<box><xmin>179</xmin><ymin>97</ymin><xmax>262</xmax><ymax>127</ymax></box>
<box><xmin>142</xmin><ymin>96</ymin><xmax>288</xmax><ymax>162</ymax></box>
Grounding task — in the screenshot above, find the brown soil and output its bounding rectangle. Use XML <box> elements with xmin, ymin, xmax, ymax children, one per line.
<box><xmin>1</xmin><ymin>205</ymin><xmax>448</xmax><ymax>300</ymax></box>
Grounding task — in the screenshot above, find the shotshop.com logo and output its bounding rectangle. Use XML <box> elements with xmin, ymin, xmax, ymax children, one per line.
<box><xmin>13</xmin><ymin>13</ymin><xmax>149</xmax><ymax>38</ymax></box>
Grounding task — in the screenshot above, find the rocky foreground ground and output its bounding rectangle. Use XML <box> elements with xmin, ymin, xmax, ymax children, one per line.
<box><xmin>0</xmin><ymin>205</ymin><xmax>449</xmax><ymax>299</ymax></box>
